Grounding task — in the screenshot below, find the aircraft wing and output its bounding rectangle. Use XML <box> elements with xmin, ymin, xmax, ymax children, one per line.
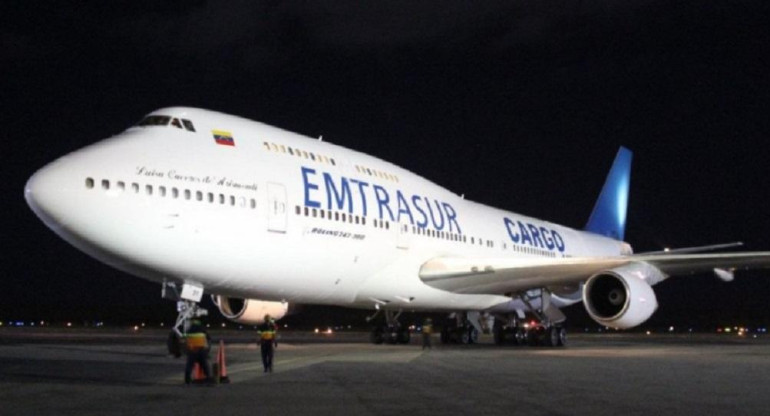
<box><xmin>418</xmin><ymin>252</ymin><xmax>770</xmax><ymax>295</ymax></box>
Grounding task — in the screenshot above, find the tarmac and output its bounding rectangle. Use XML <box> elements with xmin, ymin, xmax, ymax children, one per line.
<box><xmin>1</xmin><ymin>327</ymin><xmax>769</xmax><ymax>415</ymax></box>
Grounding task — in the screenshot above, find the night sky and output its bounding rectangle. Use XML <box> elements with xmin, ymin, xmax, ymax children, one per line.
<box><xmin>2</xmin><ymin>1</ymin><xmax>769</xmax><ymax>328</ymax></box>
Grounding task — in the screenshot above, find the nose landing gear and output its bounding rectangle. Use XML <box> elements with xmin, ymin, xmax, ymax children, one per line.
<box><xmin>162</xmin><ymin>280</ymin><xmax>208</xmax><ymax>357</ymax></box>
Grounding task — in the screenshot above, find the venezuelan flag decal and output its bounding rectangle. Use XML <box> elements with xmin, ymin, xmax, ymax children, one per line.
<box><xmin>212</xmin><ymin>129</ymin><xmax>235</xmax><ymax>146</ymax></box>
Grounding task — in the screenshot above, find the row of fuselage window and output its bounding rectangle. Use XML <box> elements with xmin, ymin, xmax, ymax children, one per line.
<box><xmin>262</xmin><ymin>140</ymin><xmax>400</xmax><ymax>183</ymax></box>
<box><xmin>296</xmin><ymin>205</ymin><xmax>555</xmax><ymax>257</ymax></box>
<box><xmin>84</xmin><ymin>177</ymin><xmax>555</xmax><ymax>257</ymax></box>
<box><xmin>263</xmin><ymin>141</ymin><xmax>337</xmax><ymax>166</ymax></box>
<box><xmin>353</xmin><ymin>164</ymin><xmax>400</xmax><ymax>183</ymax></box>
<box><xmin>85</xmin><ymin>177</ymin><xmax>257</xmax><ymax>209</ymax></box>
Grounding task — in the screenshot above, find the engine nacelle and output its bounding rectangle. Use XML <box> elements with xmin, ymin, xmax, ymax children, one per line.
<box><xmin>213</xmin><ymin>295</ymin><xmax>288</xmax><ymax>325</ymax></box>
<box><xmin>582</xmin><ymin>263</ymin><xmax>663</xmax><ymax>329</ymax></box>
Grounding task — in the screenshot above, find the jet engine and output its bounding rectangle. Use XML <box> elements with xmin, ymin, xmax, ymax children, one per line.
<box><xmin>212</xmin><ymin>295</ymin><xmax>288</xmax><ymax>324</ymax></box>
<box><xmin>582</xmin><ymin>263</ymin><xmax>664</xmax><ymax>329</ymax></box>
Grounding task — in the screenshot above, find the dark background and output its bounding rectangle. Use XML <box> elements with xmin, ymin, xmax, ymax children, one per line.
<box><xmin>2</xmin><ymin>1</ymin><xmax>769</xmax><ymax>330</ymax></box>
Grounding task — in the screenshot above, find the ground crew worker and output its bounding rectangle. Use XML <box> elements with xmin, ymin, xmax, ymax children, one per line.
<box><xmin>422</xmin><ymin>318</ymin><xmax>433</xmax><ymax>350</ymax></box>
<box><xmin>184</xmin><ymin>319</ymin><xmax>211</xmax><ymax>384</ymax></box>
<box><xmin>257</xmin><ymin>314</ymin><xmax>278</xmax><ymax>373</ymax></box>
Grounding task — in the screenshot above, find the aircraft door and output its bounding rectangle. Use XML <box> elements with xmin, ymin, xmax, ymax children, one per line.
<box><xmin>267</xmin><ymin>182</ymin><xmax>287</xmax><ymax>233</ymax></box>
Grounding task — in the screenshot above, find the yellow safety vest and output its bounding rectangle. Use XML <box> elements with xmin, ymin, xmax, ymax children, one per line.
<box><xmin>186</xmin><ymin>332</ymin><xmax>208</xmax><ymax>350</ymax></box>
<box><xmin>258</xmin><ymin>325</ymin><xmax>276</xmax><ymax>341</ymax></box>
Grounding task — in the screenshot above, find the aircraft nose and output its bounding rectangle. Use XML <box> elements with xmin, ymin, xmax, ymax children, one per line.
<box><xmin>25</xmin><ymin>156</ymin><xmax>77</xmax><ymax>232</ymax></box>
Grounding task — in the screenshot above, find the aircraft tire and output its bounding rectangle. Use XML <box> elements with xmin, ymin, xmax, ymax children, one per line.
<box><xmin>546</xmin><ymin>327</ymin><xmax>560</xmax><ymax>347</ymax></box>
<box><xmin>513</xmin><ymin>328</ymin><xmax>526</xmax><ymax>346</ymax></box>
<box><xmin>493</xmin><ymin>324</ymin><xmax>505</xmax><ymax>345</ymax></box>
<box><xmin>460</xmin><ymin>329</ymin><xmax>470</xmax><ymax>344</ymax></box>
<box><xmin>557</xmin><ymin>327</ymin><xmax>567</xmax><ymax>347</ymax></box>
<box><xmin>397</xmin><ymin>328</ymin><xmax>411</xmax><ymax>344</ymax></box>
<box><xmin>469</xmin><ymin>327</ymin><xmax>479</xmax><ymax>344</ymax></box>
<box><xmin>526</xmin><ymin>329</ymin><xmax>540</xmax><ymax>346</ymax></box>
<box><xmin>370</xmin><ymin>328</ymin><xmax>384</xmax><ymax>344</ymax></box>
<box><xmin>167</xmin><ymin>331</ymin><xmax>182</xmax><ymax>358</ymax></box>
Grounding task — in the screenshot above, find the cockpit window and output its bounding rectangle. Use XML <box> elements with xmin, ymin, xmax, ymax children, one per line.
<box><xmin>138</xmin><ymin>115</ymin><xmax>171</xmax><ymax>126</ymax></box>
<box><xmin>136</xmin><ymin>115</ymin><xmax>196</xmax><ymax>133</ymax></box>
<box><xmin>181</xmin><ymin>119</ymin><xmax>196</xmax><ymax>132</ymax></box>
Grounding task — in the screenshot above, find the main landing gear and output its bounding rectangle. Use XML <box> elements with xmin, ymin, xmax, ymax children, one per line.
<box><xmin>440</xmin><ymin>312</ymin><xmax>482</xmax><ymax>344</ymax></box>
<box><xmin>492</xmin><ymin>315</ymin><xmax>567</xmax><ymax>347</ymax></box>
<box><xmin>162</xmin><ymin>280</ymin><xmax>208</xmax><ymax>357</ymax></box>
<box><xmin>492</xmin><ymin>289</ymin><xmax>568</xmax><ymax>347</ymax></box>
<box><xmin>368</xmin><ymin>310</ymin><xmax>411</xmax><ymax>344</ymax></box>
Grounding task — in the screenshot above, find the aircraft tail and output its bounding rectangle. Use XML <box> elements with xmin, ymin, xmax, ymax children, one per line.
<box><xmin>584</xmin><ymin>147</ymin><xmax>633</xmax><ymax>241</ymax></box>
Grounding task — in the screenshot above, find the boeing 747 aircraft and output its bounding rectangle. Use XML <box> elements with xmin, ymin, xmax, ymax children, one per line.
<box><xmin>25</xmin><ymin>107</ymin><xmax>770</xmax><ymax>347</ymax></box>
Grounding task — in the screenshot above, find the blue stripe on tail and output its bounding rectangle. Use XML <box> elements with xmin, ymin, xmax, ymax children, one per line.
<box><xmin>585</xmin><ymin>147</ymin><xmax>633</xmax><ymax>241</ymax></box>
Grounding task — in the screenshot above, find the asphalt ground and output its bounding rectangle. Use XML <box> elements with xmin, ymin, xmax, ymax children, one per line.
<box><xmin>1</xmin><ymin>328</ymin><xmax>769</xmax><ymax>415</ymax></box>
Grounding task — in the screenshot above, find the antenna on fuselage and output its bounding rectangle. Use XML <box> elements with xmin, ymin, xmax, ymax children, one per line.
<box><xmin>318</xmin><ymin>135</ymin><xmax>323</xmax><ymax>141</ymax></box>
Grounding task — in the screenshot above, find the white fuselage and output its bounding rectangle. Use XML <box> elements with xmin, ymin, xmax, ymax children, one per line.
<box><xmin>25</xmin><ymin>107</ymin><xmax>628</xmax><ymax>313</ymax></box>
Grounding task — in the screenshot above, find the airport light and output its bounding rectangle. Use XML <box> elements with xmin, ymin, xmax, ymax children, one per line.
<box><xmin>66</xmin><ymin>322</ymin><xmax>72</xmax><ymax>327</ymax></box>
<box><xmin>314</xmin><ymin>328</ymin><xmax>319</xmax><ymax>333</ymax></box>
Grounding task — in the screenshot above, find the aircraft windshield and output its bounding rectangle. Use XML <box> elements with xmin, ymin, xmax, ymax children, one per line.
<box><xmin>138</xmin><ymin>115</ymin><xmax>171</xmax><ymax>126</ymax></box>
<box><xmin>137</xmin><ymin>115</ymin><xmax>196</xmax><ymax>132</ymax></box>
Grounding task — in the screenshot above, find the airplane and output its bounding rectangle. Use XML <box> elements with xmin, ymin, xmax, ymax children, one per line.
<box><xmin>25</xmin><ymin>107</ymin><xmax>770</xmax><ymax>348</ymax></box>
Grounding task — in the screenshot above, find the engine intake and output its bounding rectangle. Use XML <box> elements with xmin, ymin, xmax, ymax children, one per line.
<box><xmin>582</xmin><ymin>263</ymin><xmax>662</xmax><ymax>329</ymax></box>
<box><xmin>213</xmin><ymin>295</ymin><xmax>288</xmax><ymax>324</ymax></box>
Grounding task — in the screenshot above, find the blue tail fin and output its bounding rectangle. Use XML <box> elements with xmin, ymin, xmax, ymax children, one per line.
<box><xmin>585</xmin><ymin>147</ymin><xmax>633</xmax><ymax>241</ymax></box>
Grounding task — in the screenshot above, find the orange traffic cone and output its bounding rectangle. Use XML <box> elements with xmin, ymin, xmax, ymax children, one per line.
<box><xmin>191</xmin><ymin>362</ymin><xmax>207</xmax><ymax>383</ymax></box>
<box><xmin>217</xmin><ymin>340</ymin><xmax>230</xmax><ymax>383</ymax></box>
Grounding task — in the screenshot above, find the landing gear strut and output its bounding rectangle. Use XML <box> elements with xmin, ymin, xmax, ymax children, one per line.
<box><xmin>368</xmin><ymin>309</ymin><xmax>410</xmax><ymax>345</ymax></box>
<box><xmin>162</xmin><ymin>280</ymin><xmax>208</xmax><ymax>357</ymax></box>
